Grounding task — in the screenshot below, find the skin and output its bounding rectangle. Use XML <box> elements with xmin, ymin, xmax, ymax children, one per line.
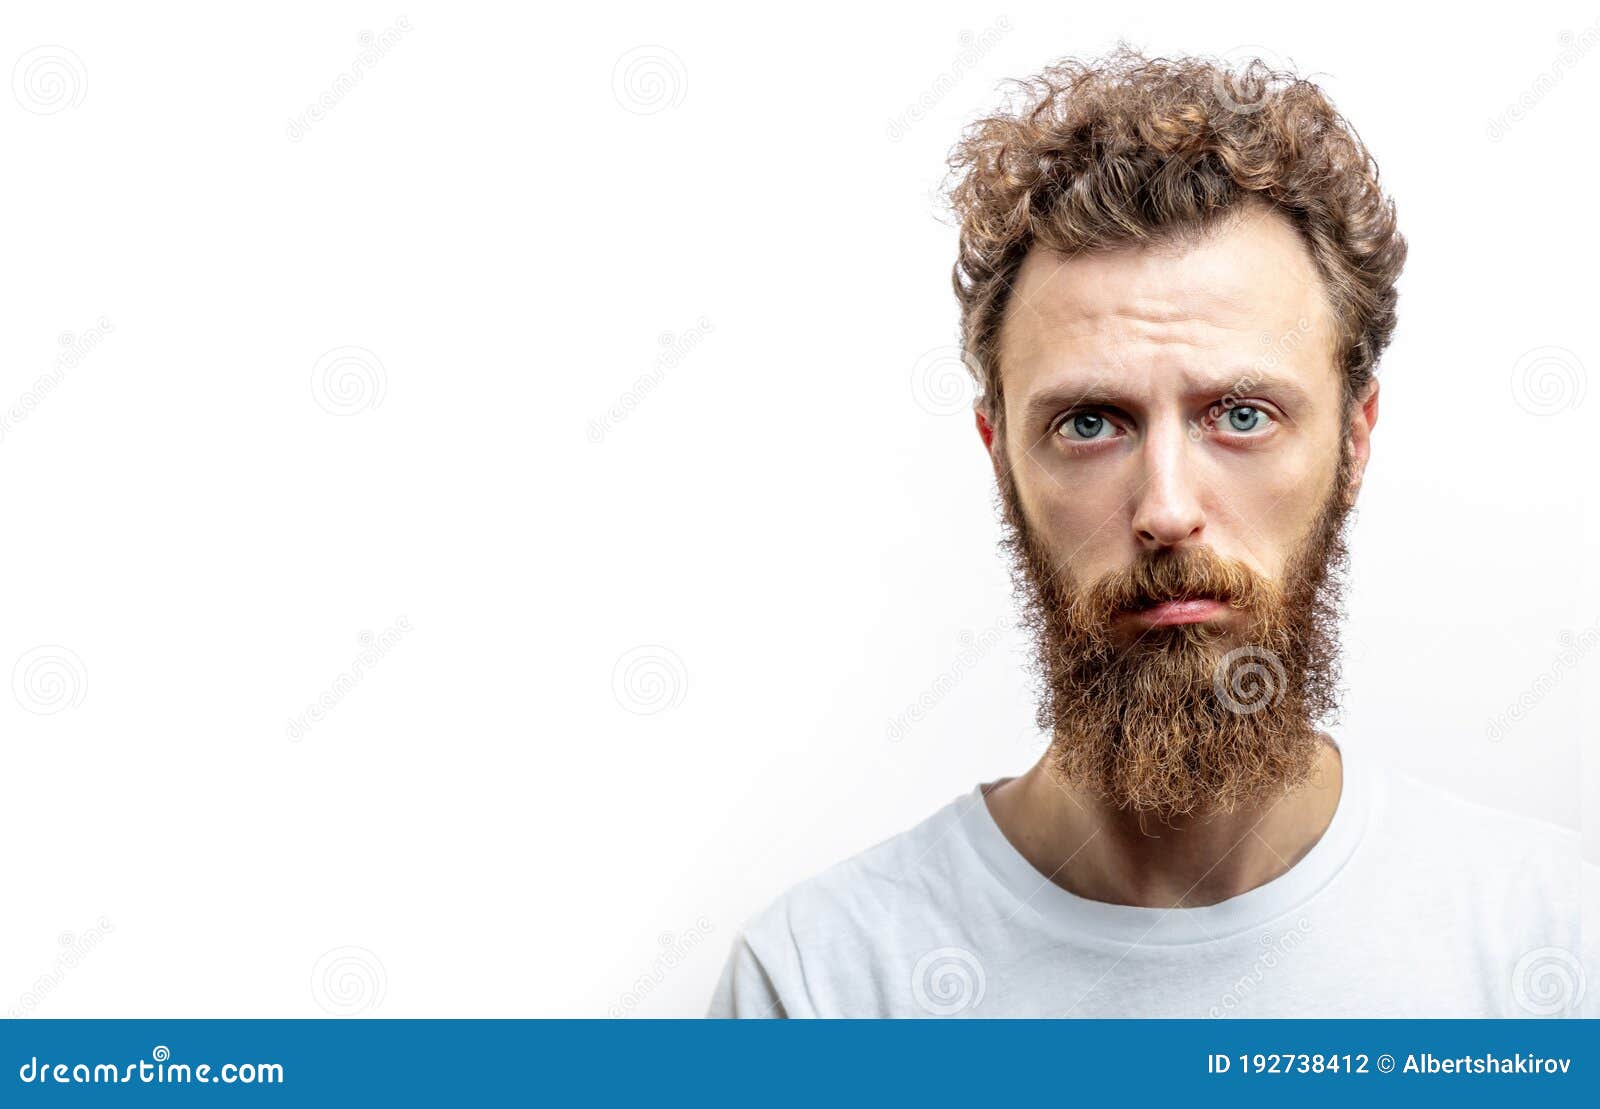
<box><xmin>976</xmin><ymin>204</ymin><xmax>1381</xmax><ymax>908</ymax></box>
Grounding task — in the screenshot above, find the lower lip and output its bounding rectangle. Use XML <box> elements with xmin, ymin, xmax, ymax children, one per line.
<box><xmin>1128</xmin><ymin>599</ymin><xmax>1229</xmax><ymax>627</ymax></box>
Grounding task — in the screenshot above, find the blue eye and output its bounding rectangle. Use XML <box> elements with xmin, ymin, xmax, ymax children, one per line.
<box><xmin>1058</xmin><ymin>412</ymin><xmax>1114</xmax><ymax>441</ymax></box>
<box><xmin>1222</xmin><ymin>405</ymin><xmax>1272</xmax><ymax>434</ymax></box>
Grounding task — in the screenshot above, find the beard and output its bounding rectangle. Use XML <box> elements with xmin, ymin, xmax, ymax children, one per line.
<box><xmin>999</xmin><ymin>444</ymin><xmax>1353</xmax><ymax>822</ymax></box>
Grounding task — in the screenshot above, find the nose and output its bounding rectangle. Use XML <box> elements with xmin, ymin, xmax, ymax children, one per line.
<box><xmin>1130</xmin><ymin>425</ymin><xmax>1205</xmax><ymax>549</ymax></box>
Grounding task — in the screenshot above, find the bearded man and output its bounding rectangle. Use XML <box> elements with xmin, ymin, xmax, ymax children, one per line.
<box><xmin>706</xmin><ymin>47</ymin><xmax>1595</xmax><ymax>1018</ymax></box>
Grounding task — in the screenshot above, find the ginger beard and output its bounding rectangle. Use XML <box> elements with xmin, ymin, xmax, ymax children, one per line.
<box><xmin>998</xmin><ymin>437</ymin><xmax>1354</xmax><ymax>822</ymax></box>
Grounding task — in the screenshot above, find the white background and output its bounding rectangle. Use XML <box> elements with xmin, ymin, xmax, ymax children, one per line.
<box><xmin>1</xmin><ymin>1</ymin><xmax>1595</xmax><ymax>1018</ymax></box>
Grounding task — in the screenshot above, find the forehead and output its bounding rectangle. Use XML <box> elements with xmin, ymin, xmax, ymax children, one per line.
<box><xmin>997</xmin><ymin>206</ymin><xmax>1339</xmax><ymax>412</ymax></box>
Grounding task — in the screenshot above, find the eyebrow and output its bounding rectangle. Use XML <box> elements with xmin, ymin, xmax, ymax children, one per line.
<box><xmin>1018</xmin><ymin>372</ymin><xmax>1315</xmax><ymax>428</ymax></box>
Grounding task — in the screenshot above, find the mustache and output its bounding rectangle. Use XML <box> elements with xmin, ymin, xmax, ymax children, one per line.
<box><xmin>1068</xmin><ymin>546</ymin><xmax>1273</xmax><ymax>621</ymax></box>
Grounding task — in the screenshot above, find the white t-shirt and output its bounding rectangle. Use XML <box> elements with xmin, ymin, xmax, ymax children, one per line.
<box><xmin>707</xmin><ymin>743</ymin><xmax>1598</xmax><ymax>1018</ymax></box>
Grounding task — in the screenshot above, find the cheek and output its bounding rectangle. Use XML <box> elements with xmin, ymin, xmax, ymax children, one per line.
<box><xmin>1016</xmin><ymin>464</ymin><xmax>1129</xmax><ymax>574</ymax></box>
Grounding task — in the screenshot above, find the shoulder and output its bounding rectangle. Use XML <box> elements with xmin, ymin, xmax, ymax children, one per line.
<box><xmin>742</xmin><ymin>790</ymin><xmax>976</xmax><ymax>953</ymax></box>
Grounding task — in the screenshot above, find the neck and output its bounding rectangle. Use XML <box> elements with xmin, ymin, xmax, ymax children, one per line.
<box><xmin>984</xmin><ymin>737</ymin><xmax>1343</xmax><ymax>909</ymax></box>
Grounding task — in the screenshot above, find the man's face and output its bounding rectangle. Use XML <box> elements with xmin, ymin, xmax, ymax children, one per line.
<box><xmin>991</xmin><ymin>205</ymin><xmax>1362</xmax><ymax>635</ymax></box>
<box><xmin>980</xmin><ymin>204</ymin><xmax>1378</xmax><ymax>817</ymax></box>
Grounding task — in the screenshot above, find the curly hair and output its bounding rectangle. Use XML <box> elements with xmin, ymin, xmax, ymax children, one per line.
<box><xmin>948</xmin><ymin>45</ymin><xmax>1407</xmax><ymax>428</ymax></box>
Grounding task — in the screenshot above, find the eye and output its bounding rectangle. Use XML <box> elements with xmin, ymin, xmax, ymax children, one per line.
<box><xmin>1219</xmin><ymin>404</ymin><xmax>1274</xmax><ymax>435</ymax></box>
<box><xmin>1056</xmin><ymin>411</ymin><xmax>1117</xmax><ymax>442</ymax></box>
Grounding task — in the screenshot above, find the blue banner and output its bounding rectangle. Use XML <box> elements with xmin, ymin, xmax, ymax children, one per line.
<box><xmin>2</xmin><ymin>1019</ymin><xmax>1593</xmax><ymax>1105</ymax></box>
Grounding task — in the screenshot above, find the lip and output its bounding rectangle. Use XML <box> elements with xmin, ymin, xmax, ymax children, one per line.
<box><xmin>1125</xmin><ymin>598</ymin><xmax>1230</xmax><ymax>627</ymax></box>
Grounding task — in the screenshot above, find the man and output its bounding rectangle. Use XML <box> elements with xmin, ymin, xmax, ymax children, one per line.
<box><xmin>707</xmin><ymin>48</ymin><xmax>1596</xmax><ymax>1018</ymax></box>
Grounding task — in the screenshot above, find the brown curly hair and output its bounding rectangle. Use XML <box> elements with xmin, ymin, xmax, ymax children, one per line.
<box><xmin>948</xmin><ymin>45</ymin><xmax>1406</xmax><ymax>429</ymax></box>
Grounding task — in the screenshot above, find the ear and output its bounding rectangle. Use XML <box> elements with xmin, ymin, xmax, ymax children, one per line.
<box><xmin>1343</xmin><ymin>378</ymin><xmax>1379</xmax><ymax>503</ymax></box>
<box><xmin>975</xmin><ymin>405</ymin><xmax>1005</xmax><ymax>484</ymax></box>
